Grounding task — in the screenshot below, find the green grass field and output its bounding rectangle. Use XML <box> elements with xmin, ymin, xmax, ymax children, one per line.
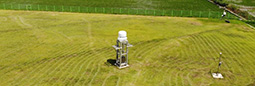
<box><xmin>0</xmin><ymin>10</ymin><xmax>255</xmax><ymax>86</ymax></box>
<box><xmin>225</xmin><ymin>0</ymin><xmax>255</xmax><ymax>6</ymax></box>
<box><xmin>0</xmin><ymin>0</ymin><xmax>221</xmax><ymax>11</ymax></box>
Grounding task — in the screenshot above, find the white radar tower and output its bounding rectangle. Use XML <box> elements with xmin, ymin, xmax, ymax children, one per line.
<box><xmin>113</xmin><ymin>31</ymin><xmax>133</xmax><ymax>69</ymax></box>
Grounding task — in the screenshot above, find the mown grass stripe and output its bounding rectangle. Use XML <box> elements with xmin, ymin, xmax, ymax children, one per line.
<box><xmin>204</xmin><ymin>33</ymin><xmax>238</xmax><ymax>73</ymax></box>
<box><xmin>61</xmin><ymin>50</ymin><xmax>111</xmax><ymax>84</ymax></box>
<box><xmin>206</xmin><ymin>32</ymin><xmax>245</xmax><ymax>83</ymax></box>
<box><xmin>214</xmin><ymin>33</ymin><xmax>252</xmax><ymax>84</ymax></box>
<box><xmin>46</xmin><ymin>45</ymin><xmax>96</xmax><ymax>85</ymax></box>
<box><xmin>217</xmin><ymin>31</ymin><xmax>255</xmax><ymax>77</ymax></box>
<box><xmin>22</xmin><ymin>44</ymin><xmax>90</xmax><ymax>85</ymax></box>
<box><xmin>48</xmin><ymin>48</ymin><xmax>107</xmax><ymax>85</ymax></box>
<box><xmin>73</xmin><ymin>48</ymin><xmax>112</xmax><ymax>85</ymax></box>
<box><xmin>5</xmin><ymin>42</ymin><xmax>84</xmax><ymax>85</ymax></box>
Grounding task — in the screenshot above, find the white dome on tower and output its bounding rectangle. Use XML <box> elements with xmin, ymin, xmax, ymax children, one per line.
<box><xmin>118</xmin><ymin>31</ymin><xmax>127</xmax><ymax>38</ymax></box>
<box><xmin>118</xmin><ymin>31</ymin><xmax>128</xmax><ymax>42</ymax></box>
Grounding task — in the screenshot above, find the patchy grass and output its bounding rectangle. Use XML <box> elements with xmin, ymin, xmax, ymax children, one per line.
<box><xmin>0</xmin><ymin>0</ymin><xmax>221</xmax><ymax>11</ymax></box>
<box><xmin>225</xmin><ymin>0</ymin><xmax>255</xmax><ymax>6</ymax></box>
<box><xmin>0</xmin><ymin>10</ymin><xmax>255</xmax><ymax>85</ymax></box>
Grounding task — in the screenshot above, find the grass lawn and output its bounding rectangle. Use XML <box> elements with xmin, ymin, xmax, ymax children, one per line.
<box><xmin>0</xmin><ymin>10</ymin><xmax>255</xmax><ymax>85</ymax></box>
<box><xmin>225</xmin><ymin>0</ymin><xmax>255</xmax><ymax>6</ymax></box>
<box><xmin>0</xmin><ymin>0</ymin><xmax>221</xmax><ymax>11</ymax></box>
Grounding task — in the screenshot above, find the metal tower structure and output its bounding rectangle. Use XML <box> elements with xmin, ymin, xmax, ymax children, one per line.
<box><xmin>113</xmin><ymin>31</ymin><xmax>133</xmax><ymax>69</ymax></box>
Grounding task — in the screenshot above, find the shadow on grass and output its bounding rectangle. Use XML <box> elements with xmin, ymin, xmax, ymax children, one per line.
<box><xmin>105</xmin><ymin>59</ymin><xmax>116</xmax><ymax>66</ymax></box>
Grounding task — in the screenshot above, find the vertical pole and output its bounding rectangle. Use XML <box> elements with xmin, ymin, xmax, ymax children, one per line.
<box><xmin>54</xmin><ymin>5</ymin><xmax>55</xmax><ymax>11</ymax></box>
<box><xmin>120</xmin><ymin>8</ymin><xmax>122</xmax><ymax>14</ymax></box>
<box><xmin>218</xmin><ymin>52</ymin><xmax>222</xmax><ymax>73</ymax></box>
<box><xmin>3</xmin><ymin>3</ymin><xmax>5</xmax><ymax>10</ymax></box>
<box><xmin>219</xmin><ymin>52</ymin><xmax>222</xmax><ymax>62</ymax></box>
<box><xmin>162</xmin><ymin>10</ymin><xmax>165</xmax><ymax>16</ymax></box>
<box><xmin>18</xmin><ymin>4</ymin><xmax>20</xmax><ymax>10</ymax></box>
<box><xmin>120</xmin><ymin>43</ymin><xmax>122</xmax><ymax>66</ymax></box>
<box><xmin>11</xmin><ymin>4</ymin><xmax>13</xmax><ymax>9</ymax></box>
<box><xmin>208</xmin><ymin>11</ymin><xmax>210</xmax><ymax>18</ymax></box>
<box><xmin>171</xmin><ymin>10</ymin><xmax>173</xmax><ymax>16</ymax></box>
<box><xmin>154</xmin><ymin>10</ymin><xmax>155</xmax><ymax>16</ymax></box>
<box><xmin>137</xmin><ymin>9</ymin><xmax>138</xmax><ymax>14</ymax></box>
<box><xmin>78</xmin><ymin>6</ymin><xmax>80</xmax><ymax>12</ymax></box>
<box><xmin>126</xmin><ymin>45</ymin><xmax>128</xmax><ymax>64</ymax></box>
<box><xmin>62</xmin><ymin>5</ymin><xmax>64</xmax><ymax>12</ymax></box>
<box><xmin>218</xmin><ymin>12</ymin><xmax>220</xmax><ymax>18</ymax></box>
<box><xmin>218</xmin><ymin>64</ymin><xmax>220</xmax><ymax>73</ymax></box>
<box><xmin>46</xmin><ymin>5</ymin><xmax>48</xmax><ymax>11</ymax></box>
<box><xmin>122</xmin><ymin>43</ymin><xmax>125</xmax><ymax>64</ymax></box>
<box><xmin>199</xmin><ymin>11</ymin><xmax>202</xmax><ymax>17</ymax></box>
<box><xmin>181</xmin><ymin>10</ymin><xmax>183</xmax><ymax>17</ymax></box>
<box><xmin>116</xmin><ymin>41</ymin><xmax>119</xmax><ymax>63</ymax></box>
<box><xmin>38</xmin><ymin>4</ymin><xmax>40</xmax><ymax>11</ymax></box>
<box><xmin>145</xmin><ymin>9</ymin><xmax>147</xmax><ymax>15</ymax></box>
<box><xmin>103</xmin><ymin>8</ymin><xmax>105</xmax><ymax>13</ymax></box>
<box><xmin>190</xmin><ymin>10</ymin><xmax>192</xmax><ymax>16</ymax></box>
<box><xmin>227</xmin><ymin>13</ymin><xmax>230</xmax><ymax>19</ymax></box>
<box><xmin>111</xmin><ymin>8</ymin><xmax>113</xmax><ymax>13</ymax></box>
<box><xmin>70</xmin><ymin>6</ymin><xmax>72</xmax><ymax>12</ymax></box>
